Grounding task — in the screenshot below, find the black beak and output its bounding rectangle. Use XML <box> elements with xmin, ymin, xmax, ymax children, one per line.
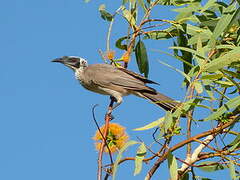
<box><xmin>52</xmin><ymin>58</ymin><xmax>65</xmax><ymax>63</ymax></box>
<box><xmin>52</xmin><ymin>56</ymin><xmax>80</xmax><ymax>69</ymax></box>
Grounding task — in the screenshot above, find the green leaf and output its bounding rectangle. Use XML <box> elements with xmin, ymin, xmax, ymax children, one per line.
<box><xmin>196</xmin><ymin>36</ymin><xmax>205</xmax><ymax>66</ymax></box>
<box><xmin>194</xmin><ymin>80</ymin><xmax>203</xmax><ymax>94</ymax></box>
<box><xmin>122</xmin><ymin>0</ymin><xmax>129</xmax><ymax>4</ymax></box>
<box><xmin>177</xmin><ymin>31</ymin><xmax>193</xmax><ymax>75</ymax></box>
<box><xmin>186</xmin><ymin>24</ymin><xmax>212</xmax><ymax>37</ymax></box>
<box><xmin>202</xmin><ymin>81</ymin><xmax>214</xmax><ymax>100</ymax></box>
<box><xmin>144</xmin><ymin>26</ymin><xmax>179</xmax><ymax>40</ymax></box>
<box><xmin>201</xmin><ymin>74</ymin><xmax>223</xmax><ymax>80</ymax></box>
<box><xmin>228</xmin><ymin>134</ymin><xmax>240</xmax><ymax>151</ymax></box>
<box><xmin>204</xmin><ymin>96</ymin><xmax>240</xmax><ymax>121</ymax></box>
<box><xmin>200</xmin><ymin>19</ymin><xmax>219</xmax><ymax>28</ymax></box>
<box><xmin>216</xmin><ymin>45</ymin><xmax>236</xmax><ymax>50</ymax></box>
<box><xmin>133</xmin><ymin>117</ymin><xmax>165</xmax><ymax>131</ymax></box>
<box><xmin>205</xmin><ymin>47</ymin><xmax>240</xmax><ymax>72</ymax></box>
<box><xmin>229</xmin><ymin>160</ymin><xmax>237</xmax><ymax>180</ymax></box>
<box><xmin>112</xmin><ymin>140</ymin><xmax>139</xmax><ymax>180</ymax></box>
<box><xmin>229</xmin><ymin>140</ymin><xmax>240</xmax><ymax>152</ymax></box>
<box><xmin>121</xmin><ymin>6</ymin><xmax>136</xmax><ymax>28</ymax></box>
<box><xmin>208</xmin><ymin>4</ymin><xmax>236</xmax><ymax>47</ymax></box>
<box><xmin>179</xmin><ymin>98</ymin><xmax>202</xmax><ymax>112</ymax></box>
<box><xmin>188</xmin><ymin>33</ymin><xmax>212</xmax><ymax>46</ymax></box>
<box><xmin>186</xmin><ymin>24</ymin><xmax>212</xmax><ymax>45</ymax></box>
<box><xmin>211</xmin><ymin>86</ymin><xmax>230</xmax><ymax>100</ymax></box>
<box><xmin>214</xmin><ymin>80</ymin><xmax>234</xmax><ymax>87</ymax></box>
<box><xmin>222</xmin><ymin>69</ymin><xmax>240</xmax><ymax>79</ymax></box>
<box><xmin>135</xmin><ymin>40</ymin><xmax>149</xmax><ymax>77</ymax></box>
<box><xmin>174</xmin><ymin>3</ymin><xmax>201</xmax><ymax>22</ymax></box>
<box><xmin>115</xmin><ymin>36</ymin><xmax>128</xmax><ymax>50</ymax></box>
<box><xmin>224</xmin><ymin>5</ymin><xmax>240</xmax><ymax>35</ymax></box>
<box><xmin>167</xmin><ymin>152</ymin><xmax>178</xmax><ymax>180</ymax></box>
<box><xmin>200</xmin><ymin>0</ymin><xmax>216</xmax><ymax>13</ymax></box>
<box><xmin>137</xmin><ymin>0</ymin><xmax>147</xmax><ymax>12</ymax></box>
<box><xmin>134</xmin><ymin>143</ymin><xmax>146</xmax><ymax>176</ymax></box>
<box><xmin>228</xmin><ymin>134</ymin><xmax>240</xmax><ymax>146</ymax></box>
<box><xmin>181</xmin><ymin>172</ymin><xmax>189</xmax><ymax>180</ymax></box>
<box><xmin>164</xmin><ymin>111</ymin><xmax>173</xmax><ymax>133</ymax></box>
<box><xmin>153</xmin><ymin>49</ymin><xmax>193</xmax><ymax>68</ymax></box>
<box><xmin>99</xmin><ymin>4</ymin><xmax>113</xmax><ymax>22</ymax></box>
<box><xmin>170</xmin><ymin>46</ymin><xmax>206</xmax><ymax>60</ymax></box>
<box><xmin>158</xmin><ymin>60</ymin><xmax>191</xmax><ymax>83</ymax></box>
<box><xmin>197</xmin><ymin>161</ymin><xmax>227</xmax><ymax>172</ymax></box>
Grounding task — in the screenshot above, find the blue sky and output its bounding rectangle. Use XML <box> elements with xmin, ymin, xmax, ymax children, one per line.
<box><xmin>0</xmin><ymin>0</ymin><xmax>231</xmax><ymax>179</ymax></box>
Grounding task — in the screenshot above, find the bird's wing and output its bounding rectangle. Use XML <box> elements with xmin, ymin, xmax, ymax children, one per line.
<box><xmin>84</xmin><ymin>64</ymin><xmax>155</xmax><ymax>92</ymax></box>
<box><xmin>117</xmin><ymin>67</ymin><xmax>159</xmax><ymax>84</ymax></box>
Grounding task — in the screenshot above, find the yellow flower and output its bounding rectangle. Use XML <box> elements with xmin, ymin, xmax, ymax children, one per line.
<box><xmin>105</xmin><ymin>50</ymin><xmax>115</xmax><ymax>60</ymax></box>
<box><xmin>93</xmin><ymin>123</ymin><xmax>128</xmax><ymax>153</ymax></box>
<box><xmin>122</xmin><ymin>51</ymin><xmax>130</xmax><ymax>63</ymax></box>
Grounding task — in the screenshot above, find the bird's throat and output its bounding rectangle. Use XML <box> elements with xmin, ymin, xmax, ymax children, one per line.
<box><xmin>75</xmin><ymin>68</ymin><xmax>85</xmax><ymax>82</ymax></box>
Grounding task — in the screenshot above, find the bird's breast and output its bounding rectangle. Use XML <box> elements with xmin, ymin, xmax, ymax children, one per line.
<box><xmin>75</xmin><ymin>70</ymin><xmax>110</xmax><ymax>95</ymax></box>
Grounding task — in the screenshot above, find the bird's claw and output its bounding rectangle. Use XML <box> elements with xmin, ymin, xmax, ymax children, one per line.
<box><xmin>105</xmin><ymin>111</ymin><xmax>114</xmax><ymax>121</ymax></box>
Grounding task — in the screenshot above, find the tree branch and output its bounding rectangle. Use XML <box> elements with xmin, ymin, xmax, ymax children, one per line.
<box><xmin>144</xmin><ymin>115</ymin><xmax>239</xmax><ymax>180</ymax></box>
<box><xmin>97</xmin><ymin>98</ymin><xmax>115</xmax><ymax>180</ymax></box>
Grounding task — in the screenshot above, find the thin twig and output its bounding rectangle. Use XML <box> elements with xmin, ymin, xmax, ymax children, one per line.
<box><xmin>144</xmin><ymin>116</ymin><xmax>239</xmax><ymax>180</ymax></box>
<box><xmin>97</xmin><ymin>99</ymin><xmax>115</xmax><ymax>180</ymax></box>
<box><xmin>106</xmin><ymin>19</ymin><xmax>115</xmax><ymax>52</ymax></box>
<box><xmin>152</xmin><ymin>127</ymin><xmax>163</xmax><ymax>145</ymax></box>
<box><xmin>92</xmin><ymin>105</ymin><xmax>114</xmax><ymax>163</ymax></box>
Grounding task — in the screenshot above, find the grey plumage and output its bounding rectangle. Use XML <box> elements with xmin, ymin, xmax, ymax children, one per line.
<box><xmin>52</xmin><ymin>56</ymin><xmax>180</xmax><ymax>112</ymax></box>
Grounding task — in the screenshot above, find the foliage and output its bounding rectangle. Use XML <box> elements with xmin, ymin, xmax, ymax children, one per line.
<box><xmin>86</xmin><ymin>0</ymin><xmax>240</xmax><ymax>179</ymax></box>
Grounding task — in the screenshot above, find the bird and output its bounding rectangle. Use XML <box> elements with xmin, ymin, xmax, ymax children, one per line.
<box><xmin>52</xmin><ymin>56</ymin><xmax>180</xmax><ymax>114</ymax></box>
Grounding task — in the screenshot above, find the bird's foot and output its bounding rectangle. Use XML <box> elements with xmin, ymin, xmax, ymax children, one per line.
<box><xmin>105</xmin><ymin>111</ymin><xmax>114</xmax><ymax>121</ymax></box>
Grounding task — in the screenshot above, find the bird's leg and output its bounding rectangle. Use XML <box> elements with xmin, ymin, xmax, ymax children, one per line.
<box><xmin>106</xmin><ymin>96</ymin><xmax>117</xmax><ymax>120</ymax></box>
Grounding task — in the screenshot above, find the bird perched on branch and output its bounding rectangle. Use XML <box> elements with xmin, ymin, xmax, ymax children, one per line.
<box><xmin>52</xmin><ymin>56</ymin><xmax>180</xmax><ymax>114</ymax></box>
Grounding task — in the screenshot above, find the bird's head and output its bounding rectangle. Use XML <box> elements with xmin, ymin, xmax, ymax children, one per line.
<box><xmin>52</xmin><ymin>56</ymin><xmax>88</xmax><ymax>71</ymax></box>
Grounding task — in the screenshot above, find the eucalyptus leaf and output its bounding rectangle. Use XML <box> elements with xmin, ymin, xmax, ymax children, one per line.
<box><xmin>194</xmin><ymin>80</ymin><xmax>204</xmax><ymax>94</ymax></box>
<box><xmin>133</xmin><ymin>117</ymin><xmax>165</xmax><ymax>131</ymax></box>
<box><xmin>115</xmin><ymin>36</ymin><xmax>128</xmax><ymax>50</ymax></box>
<box><xmin>177</xmin><ymin>31</ymin><xmax>193</xmax><ymax>75</ymax></box>
<box><xmin>112</xmin><ymin>140</ymin><xmax>139</xmax><ymax>180</ymax></box>
<box><xmin>227</xmin><ymin>134</ymin><xmax>240</xmax><ymax>151</ymax></box>
<box><xmin>137</xmin><ymin>0</ymin><xmax>147</xmax><ymax>12</ymax></box>
<box><xmin>158</xmin><ymin>60</ymin><xmax>191</xmax><ymax>83</ymax></box>
<box><xmin>99</xmin><ymin>4</ymin><xmax>113</xmax><ymax>21</ymax></box>
<box><xmin>214</xmin><ymin>80</ymin><xmax>234</xmax><ymax>87</ymax></box>
<box><xmin>181</xmin><ymin>98</ymin><xmax>202</xmax><ymax>112</ymax></box>
<box><xmin>135</xmin><ymin>40</ymin><xmax>149</xmax><ymax>77</ymax></box>
<box><xmin>170</xmin><ymin>46</ymin><xmax>206</xmax><ymax>60</ymax></box>
<box><xmin>204</xmin><ymin>96</ymin><xmax>240</xmax><ymax>121</ymax></box>
<box><xmin>205</xmin><ymin>47</ymin><xmax>240</xmax><ymax>72</ymax></box>
<box><xmin>197</xmin><ymin>161</ymin><xmax>226</xmax><ymax>172</ymax></box>
<box><xmin>134</xmin><ymin>143</ymin><xmax>146</xmax><ymax>175</ymax></box>
<box><xmin>208</xmin><ymin>4</ymin><xmax>236</xmax><ymax>47</ymax></box>
<box><xmin>167</xmin><ymin>152</ymin><xmax>178</xmax><ymax>180</ymax></box>
<box><xmin>164</xmin><ymin>111</ymin><xmax>173</xmax><ymax>133</ymax></box>
<box><xmin>201</xmin><ymin>74</ymin><xmax>223</xmax><ymax>80</ymax></box>
<box><xmin>144</xmin><ymin>26</ymin><xmax>179</xmax><ymax>40</ymax></box>
<box><xmin>121</xmin><ymin>6</ymin><xmax>136</xmax><ymax>28</ymax></box>
<box><xmin>200</xmin><ymin>0</ymin><xmax>216</xmax><ymax>13</ymax></box>
<box><xmin>229</xmin><ymin>161</ymin><xmax>237</xmax><ymax>180</ymax></box>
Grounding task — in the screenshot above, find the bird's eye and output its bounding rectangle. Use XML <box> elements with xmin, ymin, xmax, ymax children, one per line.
<box><xmin>70</xmin><ymin>58</ymin><xmax>78</xmax><ymax>62</ymax></box>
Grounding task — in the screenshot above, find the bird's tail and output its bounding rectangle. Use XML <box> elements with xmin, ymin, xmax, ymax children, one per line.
<box><xmin>139</xmin><ymin>92</ymin><xmax>180</xmax><ymax>112</ymax></box>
